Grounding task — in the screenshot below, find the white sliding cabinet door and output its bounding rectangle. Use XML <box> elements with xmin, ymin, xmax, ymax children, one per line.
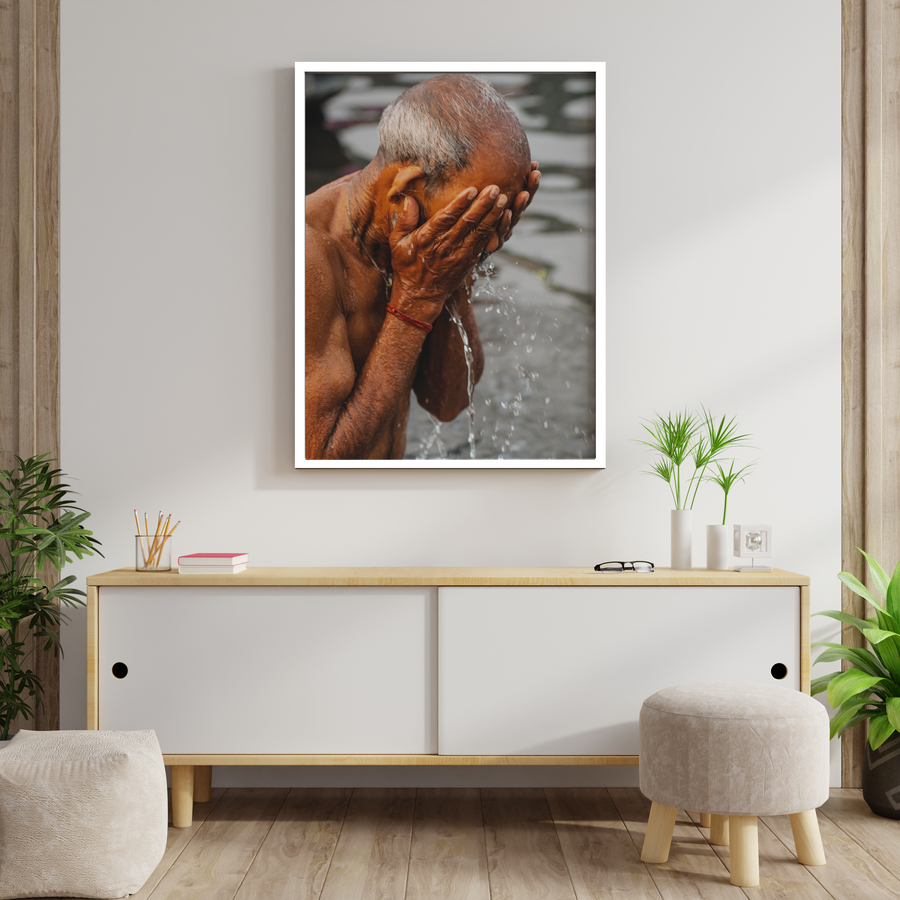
<box><xmin>438</xmin><ymin>586</ymin><xmax>799</xmax><ymax>756</ymax></box>
<box><xmin>98</xmin><ymin>586</ymin><xmax>437</xmax><ymax>754</ymax></box>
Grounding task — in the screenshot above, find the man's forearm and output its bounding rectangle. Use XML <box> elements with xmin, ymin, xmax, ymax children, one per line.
<box><xmin>413</xmin><ymin>287</ymin><xmax>484</xmax><ymax>421</ymax></box>
<box><xmin>311</xmin><ymin>309</ymin><xmax>429</xmax><ymax>460</ymax></box>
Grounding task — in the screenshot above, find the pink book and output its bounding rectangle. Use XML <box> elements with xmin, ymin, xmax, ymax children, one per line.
<box><xmin>177</xmin><ymin>552</ymin><xmax>249</xmax><ymax>566</ymax></box>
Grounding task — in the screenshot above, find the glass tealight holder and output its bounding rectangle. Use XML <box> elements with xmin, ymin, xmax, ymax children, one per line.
<box><xmin>136</xmin><ymin>534</ymin><xmax>173</xmax><ymax>571</ymax></box>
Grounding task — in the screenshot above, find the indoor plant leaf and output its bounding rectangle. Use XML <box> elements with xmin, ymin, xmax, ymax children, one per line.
<box><xmin>830</xmin><ymin>700</ymin><xmax>875</xmax><ymax>740</ymax></box>
<box><xmin>838</xmin><ymin>572</ymin><xmax>884</xmax><ymax>612</ymax></box>
<box><xmin>813</xmin><ymin>608</ymin><xmax>875</xmax><ymax>635</ymax></box>
<box><xmin>863</xmin><ymin>628</ymin><xmax>900</xmax><ymax>646</ymax></box>
<box><xmin>811</xmin><ymin>643</ymin><xmax>887</xmax><ymax>678</ymax></box>
<box><xmin>868</xmin><ymin>714</ymin><xmax>897</xmax><ymax>751</ymax></box>
<box><xmin>869</xmin><ymin>609</ymin><xmax>900</xmax><ymax>684</ymax></box>
<box><xmin>811</xmin><ymin>671</ymin><xmax>839</xmax><ymax>696</ymax></box>
<box><xmin>827</xmin><ymin>669</ymin><xmax>884</xmax><ymax>710</ymax></box>
<box><xmin>0</xmin><ymin>454</ymin><xmax>102</xmax><ymax>738</ymax></box>
<box><xmin>887</xmin><ymin>558</ymin><xmax>900</xmax><ymax>625</ymax></box>
<box><xmin>860</xmin><ymin>549</ymin><xmax>891</xmax><ymax>600</ymax></box>
<box><xmin>887</xmin><ymin>697</ymin><xmax>900</xmax><ymax>734</ymax></box>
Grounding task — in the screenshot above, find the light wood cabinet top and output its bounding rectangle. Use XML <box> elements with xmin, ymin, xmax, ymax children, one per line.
<box><xmin>86</xmin><ymin>566</ymin><xmax>809</xmax><ymax>588</ymax></box>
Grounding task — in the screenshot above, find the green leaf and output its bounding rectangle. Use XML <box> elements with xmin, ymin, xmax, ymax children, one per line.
<box><xmin>835</xmin><ymin>710</ymin><xmax>876</xmax><ymax>737</ymax></box>
<box><xmin>886</xmin><ymin>697</ymin><xmax>900</xmax><ymax>733</ymax></box>
<box><xmin>860</xmin><ymin>549</ymin><xmax>891</xmax><ymax>600</ymax></box>
<box><xmin>838</xmin><ymin>572</ymin><xmax>884</xmax><ymax>612</ymax></box>
<box><xmin>869</xmin><ymin>714</ymin><xmax>897</xmax><ymax>750</ymax></box>
<box><xmin>811</xmin><ymin>672</ymin><xmax>839</xmax><ymax>696</ymax></box>
<box><xmin>813</xmin><ymin>609</ymin><xmax>874</xmax><ymax>635</ymax></box>
<box><xmin>811</xmin><ymin>643</ymin><xmax>887</xmax><ymax>678</ymax></box>
<box><xmin>887</xmin><ymin>558</ymin><xmax>900</xmax><ymax>625</ymax></box>
<box><xmin>830</xmin><ymin>700</ymin><xmax>873</xmax><ymax>739</ymax></box>
<box><xmin>870</xmin><ymin>609</ymin><xmax>900</xmax><ymax>684</ymax></box>
<box><xmin>827</xmin><ymin>669</ymin><xmax>885</xmax><ymax>709</ymax></box>
<box><xmin>864</xmin><ymin>628</ymin><xmax>900</xmax><ymax>645</ymax></box>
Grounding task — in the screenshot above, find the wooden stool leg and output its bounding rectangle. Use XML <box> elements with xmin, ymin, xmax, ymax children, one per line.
<box><xmin>641</xmin><ymin>802</ymin><xmax>679</xmax><ymax>864</ymax></box>
<box><xmin>729</xmin><ymin>815</ymin><xmax>759</xmax><ymax>887</ymax></box>
<box><xmin>194</xmin><ymin>765</ymin><xmax>213</xmax><ymax>803</ymax></box>
<box><xmin>171</xmin><ymin>765</ymin><xmax>194</xmax><ymax>829</ymax></box>
<box><xmin>700</xmin><ymin>812</ymin><xmax>712</xmax><ymax>828</ymax></box>
<box><xmin>789</xmin><ymin>809</ymin><xmax>826</xmax><ymax>866</ymax></box>
<box><xmin>709</xmin><ymin>813</ymin><xmax>730</xmax><ymax>846</ymax></box>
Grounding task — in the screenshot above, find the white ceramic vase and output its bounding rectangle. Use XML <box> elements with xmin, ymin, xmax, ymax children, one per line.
<box><xmin>706</xmin><ymin>524</ymin><xmax>730</xmax><ymax>570</ymax></box>
<box><xmin>671</xmin><ymin>509</ymin><xmax>692</xmax><ymax>569</ymax></box>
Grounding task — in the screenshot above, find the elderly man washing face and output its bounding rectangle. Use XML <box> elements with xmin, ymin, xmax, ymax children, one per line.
<box><xmin>304</xmin><ymin>74</ymin><xmax>540</xmax><ymax>460</ymax></box>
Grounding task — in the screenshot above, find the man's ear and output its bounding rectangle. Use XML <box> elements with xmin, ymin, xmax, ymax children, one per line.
<box><xmin>387</xmin><ymin>166</ymin><xmax>427</xmax><ymax>203</ymax></box>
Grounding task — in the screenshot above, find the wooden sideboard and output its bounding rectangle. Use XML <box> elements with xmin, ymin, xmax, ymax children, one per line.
<box><xmin>86</xmin><ymin>566</ymin><xmax>810</xmax><ymax>826</ymax></box>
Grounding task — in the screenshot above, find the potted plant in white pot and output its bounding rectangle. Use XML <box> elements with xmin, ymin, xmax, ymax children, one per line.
<box><xmin>636</xmin><ymin>408</ymin><xmax>750</xmax><ymax>569</ymax></box>
<box><xmin>812</xmin><ymin>549</ymin><xmax>900</xmax><ymax>818</ymax></box>
<box><xmin>705</xmin><ymin>459</ymin><xmax>756</xmax><ymax>569</ymax></box>
<box><xmin>0</xmin><ymin>454</ymin><xmax>102</xmax><ymax>740</ymax></box>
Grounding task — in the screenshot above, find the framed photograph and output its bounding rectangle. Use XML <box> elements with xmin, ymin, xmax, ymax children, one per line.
<box><xmin>296</xmin><ymin>62</ymin><xmax>605</xmax><ymax>468</ymax></box>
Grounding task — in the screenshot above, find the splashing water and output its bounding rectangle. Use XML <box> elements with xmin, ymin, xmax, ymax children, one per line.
<box><xmin>446</xmin><ymin>298</ymin><xmax>477</xmax><ymax>459</ymax></box>
<box><xmin>407</xmin><ymin>255</ymin><xmax>596</xmax><ymax>461</ymax></box>
<box><xmin>415</xmin><ymin>413</ymin><xmax>448</xmax><ymax>460</ymax></box>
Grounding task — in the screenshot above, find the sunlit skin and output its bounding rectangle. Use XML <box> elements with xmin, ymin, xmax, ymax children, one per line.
<box><xmin>305</xmin><ymin>111</ymin><xmax>540</xmax><ymax>461</ymax></box>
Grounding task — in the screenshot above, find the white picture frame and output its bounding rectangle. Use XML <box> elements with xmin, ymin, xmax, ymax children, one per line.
<box><xmin>296</xmin><ymin>62</ymin><xmax>605</xmax><ymax>468</ymax></box>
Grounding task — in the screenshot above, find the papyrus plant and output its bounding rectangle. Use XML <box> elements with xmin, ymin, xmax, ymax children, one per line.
<box><xmin>636</xmin><ymin>407</ymin><xmax>751</xmax><ymax>510</ymax></box>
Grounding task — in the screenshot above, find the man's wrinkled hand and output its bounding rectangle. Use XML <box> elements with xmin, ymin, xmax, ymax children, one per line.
<box><xmin>486</xmin><ymin>161</ymin><xmax>540</xmax><ymax>255</ymax></box>
<box><xmin>388</xmin><ymin>186</ymin><xmax>509</xmax><ymax>317</ymax></box>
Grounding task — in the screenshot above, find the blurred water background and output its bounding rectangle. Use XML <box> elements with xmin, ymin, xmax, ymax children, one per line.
<box><xmin>305</xmin><ymin>71</ymin><xmax>597</xmax><ymax>460</ymax></box>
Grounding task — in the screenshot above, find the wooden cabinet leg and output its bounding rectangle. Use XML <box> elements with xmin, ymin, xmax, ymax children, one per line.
<box><xmin>699</xmin><ymin>812</ymin><xmax>712</xmax><ymax>828</ymax></box>
<box><xmin>171</xmin><ymin>765</ymin><xmax>194</xmax><ymax>828</ymax></box>
<box><xmin>194</xmin><ymin>765</ymin><xmax>212</xmax><ymax>803</ymax></box>
<box><xmin>790</xmin><ymin>809</ymin><xmax>826</xmax><ymax>866</ymax></box>
<box><xmin>709</xmin><ymin>813</ymin><xmax>730</xmax><ymax>845</ymax></box>
<box><xmin>728</xmin><ymin>815</ymin><xmax>759</xmax><ymax>887</ymax></box>
<box><xmin>641</xmin><ymin>802</ymin><xmax>678</xmax><ymax>864</ymax></box>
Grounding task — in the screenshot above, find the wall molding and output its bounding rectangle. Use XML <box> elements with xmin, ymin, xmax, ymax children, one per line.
<box><xmin>0</xmin><ymin>0</ymin><xmax>60</xmax><ymax>731</ymax></box>
<box><xmin>841</xmin><ymin>0</ymin><xmax>900</xmax><ymax>787</ymax></box>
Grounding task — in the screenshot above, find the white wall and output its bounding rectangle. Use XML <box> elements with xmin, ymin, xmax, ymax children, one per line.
<box><xmin>59</xmin><ymin>0</ymin><xmax>842</xmax><ymax>785</ymax></box>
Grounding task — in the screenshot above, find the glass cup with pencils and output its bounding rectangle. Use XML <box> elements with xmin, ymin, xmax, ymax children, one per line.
<box><xmin>135</xmin><ymin>510</ymin><xmax>180</xmax><ymax>571</ymax></box>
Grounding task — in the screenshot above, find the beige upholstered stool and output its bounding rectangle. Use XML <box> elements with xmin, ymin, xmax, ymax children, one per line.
<box><xmin>0</xmin><ymin>730</ymin><xmax>167</xmax><ymax>899</ymax></box>
<box><xmin>638</xmin><ymin>682</ymin><xmax>829</xmax><ymax>887</ymax></box>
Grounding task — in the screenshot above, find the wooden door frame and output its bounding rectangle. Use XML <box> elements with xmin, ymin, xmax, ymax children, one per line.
<box><xmin>0</xmin><ymin>0</ymin><xmax>61</xmax><ymax>730</ymax></box>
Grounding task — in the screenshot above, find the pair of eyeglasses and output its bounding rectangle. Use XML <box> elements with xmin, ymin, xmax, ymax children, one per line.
<box><xmin>594</xmin><ymin>560</ymin><xmax>655</xmax><ymax>573</ymax></box>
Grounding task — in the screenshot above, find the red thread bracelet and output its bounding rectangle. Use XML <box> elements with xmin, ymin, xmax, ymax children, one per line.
<box><xmin>386</xmin><ymin>303</ymin><xmax>433</xmax><ymax>333</ymax></box>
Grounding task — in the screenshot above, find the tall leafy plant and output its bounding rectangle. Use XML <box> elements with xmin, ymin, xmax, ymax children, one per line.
<box><xmin>812</xmin><ymin>551</ymin><xmax>900</xmax><ymax>750</ymax></box>
<box><xmin>637</xmin><ymin>407</ymin><xmax>751</xmax><ymax>509</ymax></box>
<box><xmin>0</xmin><ymin>454</ymin><xmax>102</xmax><ymax>739</ymax></box>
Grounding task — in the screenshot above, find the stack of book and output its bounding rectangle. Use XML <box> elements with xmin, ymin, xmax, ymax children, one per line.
<box><xmin>177</xmin><ymin>552</ymin><xmax>249</xmax><ymax>574</ymax></box>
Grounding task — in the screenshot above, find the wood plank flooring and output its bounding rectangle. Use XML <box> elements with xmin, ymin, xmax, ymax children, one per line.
<box><xmin>117</xmin><ymin>788</ymin><xmax>900</xmax><ymax>900</ymax></box>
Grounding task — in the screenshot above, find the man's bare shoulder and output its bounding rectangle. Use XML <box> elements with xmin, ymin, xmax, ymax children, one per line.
<box><xmin>306</xmin><ymin>183</ymin><xmax>354</xmax><ymax>289</ymax></box>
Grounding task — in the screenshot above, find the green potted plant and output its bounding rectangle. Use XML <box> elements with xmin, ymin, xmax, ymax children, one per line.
<box><xmin>704</xmin><ymin>459</ymin><xmax>756</xmax><ymax>569</ymax></box>
<box><xmin>636</xmin><ymin>407</ymin><xmax>750</xmax><ymax>569</ymax></box>
<box><xmin>0</xmin><ymin>453</ymin><xmax>102</xmax><ymax>740</ymax></box>
<box><xmin>812</xmin><ymin>549</ymin><xmax>900</xmax><ymax>818</ymax></box>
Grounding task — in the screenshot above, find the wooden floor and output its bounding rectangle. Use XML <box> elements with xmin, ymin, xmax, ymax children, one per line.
<box><xmin>121</xmin><ymin>787</ymin><xmax>900</xmax><ymax>900</ymax></box>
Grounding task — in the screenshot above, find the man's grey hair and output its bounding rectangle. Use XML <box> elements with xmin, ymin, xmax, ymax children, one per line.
<box><xmin>377</xmin><ymin>74</ymin><xmax>527</xmax><ymax>185</ymax></box>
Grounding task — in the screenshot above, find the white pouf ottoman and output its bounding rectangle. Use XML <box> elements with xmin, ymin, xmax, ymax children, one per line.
<box><xmin>639</xmin><ymin>682</ymin><xmax>830</xmax><ymax>887</ymax></box>
<box><xmin>0</xmin><ymin>729</ymin><xmax>167</xmax><ymax>899</ymax></box>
